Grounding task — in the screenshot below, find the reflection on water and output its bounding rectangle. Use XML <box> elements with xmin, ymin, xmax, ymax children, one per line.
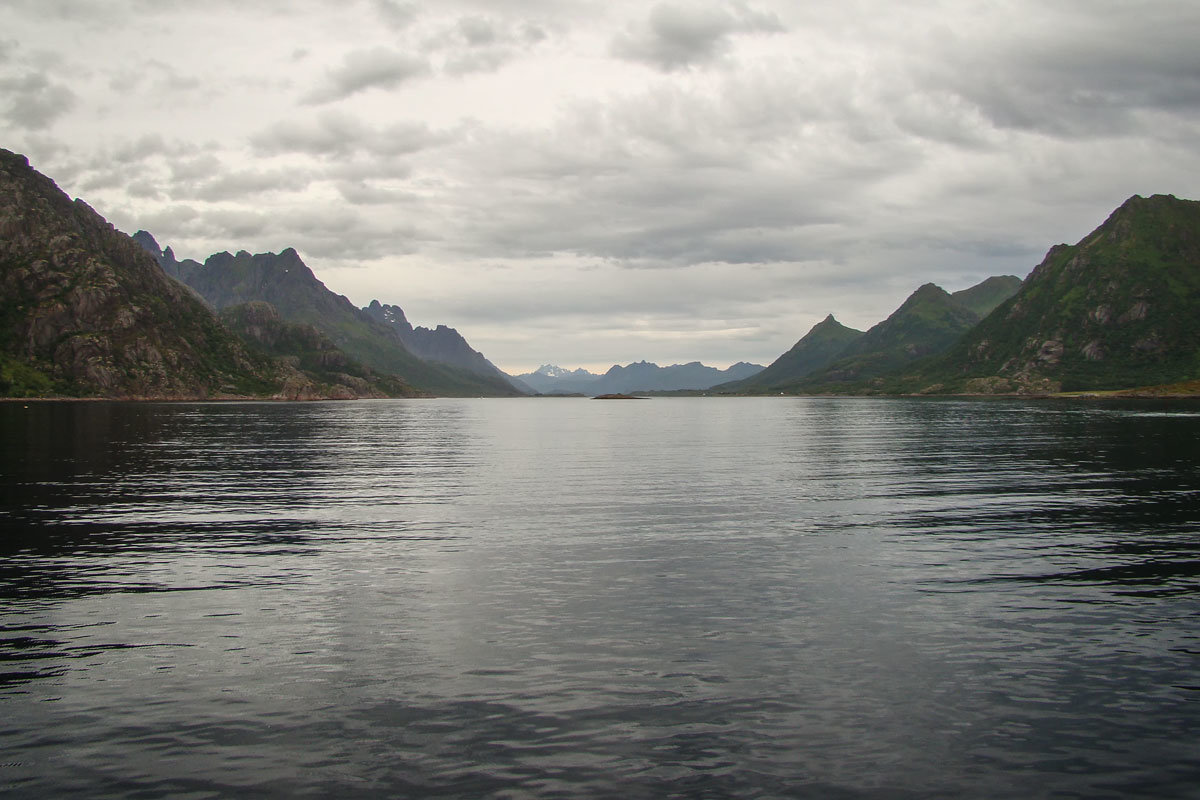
<box><xmin>1</xmin><ymin>397</ymin><xmax>1199</xmax><ymax>798</ymax></box>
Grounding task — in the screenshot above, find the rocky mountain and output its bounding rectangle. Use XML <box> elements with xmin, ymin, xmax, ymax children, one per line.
<box><xmin>135</xmin><ymin>236</ymin><xmax>522</xmax><ymax>397</ymax></box>
<box><xmin>719</xmin><ymin>315</ymin><xmax>865</xmax><ymax>393</ymax></box>
<box><xmin>0</xmin><ymin>149</ymin><xmax>339</xmax><ymax>399</ymax></box>
<box><xmin>517</xmin><ymin>360</ymin><xmax>764</xmax><ymax>395</ymax></box>
<box><xmin>220</xmin><ymin>302</ymin><xmax>420</xmax><ymax>399</ymax></box>
<box><xmin>362</xmin><ymin>300</ymin><xmax>530</xmax><ymax>393</ymax></box>
<box><xmin>898</xmin><ymin>194</ymin><xmax>1200</xmax><ymax>394</ymax></box>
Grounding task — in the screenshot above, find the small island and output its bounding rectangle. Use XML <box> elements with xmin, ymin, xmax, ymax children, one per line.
<box><xmin>591</xmin><ymin>393</ymin><xmax>648</xmax><ymax>400</ymax></box>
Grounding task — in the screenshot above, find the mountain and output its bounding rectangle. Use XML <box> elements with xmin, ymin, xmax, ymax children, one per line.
<box><xmin>898</xmin><ymin>194</ymin><xmax>1200</xmax><ymax>394</ymax></box>
<box><xmin>596</xmin><ymin>360</ymin><xmax>764</xmax><ymax>393</ymax></box>
<box><xmin>515</xmin><ymin>365</ymin><xmax>601</xmax><ymax>395</ymax></box>
<box><xmin>0</xmin><ymin>148</ymin><xmax>328</xmax><ymax>399</ymax></box>
<box><xmin>219</xmin><ymin>302</ymin><xmax>420</xmax><ymax>399</ymax></box>
<box><xmin>719</xmin><ymin>315</ymin><xmax>865</xmax><ymax>393</ymax></box>
<box><xmin>771</xmin><ymin>283</ymin><xmax>983</xmax><ymax>393</ymax></box>
<box><xmin>362</xmin><ymin>300</ymin><xmax>530</xmax><ymax>393</ymax></box>
<box><xmin>135</xmin><ymin>236</ymin><xmax>521</xmax><ymax>397</ymax></box>
<box><xmin>515</xmin><ymin>361</ymin><xmax>764</xmax><ymax>395</ymax></box>
<box><xmin>950</xmin><ymin>275</ymin><xmax>1022</xmax><ymax>317</ymax></box>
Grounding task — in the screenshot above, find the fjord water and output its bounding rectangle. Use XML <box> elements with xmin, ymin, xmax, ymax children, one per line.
<box><xmin>1</xmin><ymin>398</ymin><xmax>1198</xmax><ymax>798</ymax></box>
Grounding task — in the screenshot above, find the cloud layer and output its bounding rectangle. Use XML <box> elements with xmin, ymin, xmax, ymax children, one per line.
<box><xmin>4</xmin><ymin>0</ymin><xmax>1200</xmax><ymax>372</ymax></box>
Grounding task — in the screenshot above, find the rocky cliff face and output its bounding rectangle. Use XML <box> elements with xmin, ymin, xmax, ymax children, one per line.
<box><xmin>0</xmin><ymin>149</ymin><xmax>279</xmax><ymax>398</ymax></box>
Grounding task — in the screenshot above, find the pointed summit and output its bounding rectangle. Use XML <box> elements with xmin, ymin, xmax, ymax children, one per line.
<box><xmin>723</xmin><ymin>314</ymin><xmax>864</xmax><ymax>393</ymax></box>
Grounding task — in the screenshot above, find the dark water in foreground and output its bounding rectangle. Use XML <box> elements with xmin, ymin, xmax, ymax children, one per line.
<box><xmin>1</xmin><ymin>397</ymin><xmax>1199</xmax><ymax>798</ymax></box>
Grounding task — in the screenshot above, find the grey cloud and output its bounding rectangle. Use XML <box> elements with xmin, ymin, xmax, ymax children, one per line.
<box><xmin>913</xmin><ymin>5</ymin><xmax>1200</xmax><ymax>140</ymax></box>
<box><xmin>433</xmin><ymin>15</ymin><xmax>551</xmax><ymax>75</ymax></box>
<box><xmin>279</xmin><ymin>208</ymin><xmax>425</xmax><ymax>260</ymax></box>
<box><xmin>458</xmin><ymin>16</ymin><xmax>499</xmax><ymax>46</ymax></box>
<box><xmin>250</xmin><ymin>111</ymin><xmax>451</xmax><ymax>158</ymax></box>
<box><xmin>127</xmin><ymin>180</ymin><xmax>165</xmax><ymax>200</ymax></box>
<box><xmin>303</xmin><ymin>47</ymin><xmax>429</xmax><ymax>104</ymax></box>
<box><xmin>170</xmin><ymin>153</ymin><xmax>225</xmax><ymax>182</ymax></box>
<box><xmin>136</xmin><ymin>204</ymin><xmax>202</xmax><ymax>236</ymax></box>
<box><xmin>189</xmin><ymin>169</ymin><xmax>315</xmax><ymax>202</ymax></box>
<box><xmin>372</xmin><ymin>0</ymin><xmax>419</xmax><ymax>30</ymax></box>
<box><xmin>0</xmin><ymin>72</ymin><xmax>76</xmax><ymax>130</ymax></box>
<box><xmin>199</xmin><ymin>208</ymin><xmax>270</xmax><ymax>240</ymax></box>
<box><xmin>335</xmin><ymin>179</ymin><xmax>422</xmax><ymax>206</ymax></box>
<box><xmin>612</xmin><ymin>1</ymin><xmax>784</xmax><ymax>71</ymax></box>
<box><xmin>107</xmin><ymin>60</ymin><xmax>202</xmax><ymax>95</ymax></box>
<box><xmin>444</xmin><ymin>48</ymin><xmax>515</xmax><ymax>76</ymax></box>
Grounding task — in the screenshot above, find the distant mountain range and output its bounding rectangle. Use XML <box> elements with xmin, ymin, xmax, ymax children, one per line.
<box><xmin>517</xmin><ymin>360</ymin><xmax>764</xmax><ymax>395</ymax></box>
<box><xmin>4</xmin><ymin>147</ymin><xmax>1199</xmax><ymax>399</ymax></box>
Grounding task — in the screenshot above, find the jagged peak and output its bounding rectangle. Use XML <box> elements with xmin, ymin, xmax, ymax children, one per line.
<box><xmin>132</xmin><ymin>229</ymin><xmax>161</xmax><ymax>253</ymax></box>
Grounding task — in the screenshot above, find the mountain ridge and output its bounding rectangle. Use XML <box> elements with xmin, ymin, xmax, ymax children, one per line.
<box><xmin>516</xmin><ymin>360</ymin><xmax>764</xmax><ymax>395</ymax></box>
<box><xmin>891</xmin><ymin>193</ymin><xmax>1200</xmax><ymax>394</ymax></box>
<box><xmin>135</xmin><ymin>235</ymin><xmax>522</xmax><ymax>396</ymax></box>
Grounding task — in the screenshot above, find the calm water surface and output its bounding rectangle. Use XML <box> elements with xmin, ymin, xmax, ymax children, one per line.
<box><xmin>1</xmin><ymin>397</ymin><xmax>1199</xmax><ymax>798</ymax></box>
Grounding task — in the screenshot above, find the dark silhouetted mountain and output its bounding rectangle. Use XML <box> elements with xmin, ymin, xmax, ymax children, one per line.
<box><xmin>0</xmin><ymin>148</ymin><xmax>361</xmax><ymax>399</ymax></box>
<box><xmin>898</xmin><ymin>194</ymin><xmax>1200</xmax><ymax>394</ymax></box>
<box><xmin>135</xmin><ymin>236</ymin><xmax>521</xmax><ymax>396</ymax></box>
<box><xmin>363</xmin><ymin>300</ymin><xmax>530</xmax><ymax>393</ymax></box>
<box><xmin>719</xmin><ymin>315</ymin><xmax>864</xmax><ymax>393</ymax></box>
<box><xmin>517</xmin><ymin>361</ymin><xmax>763</xmax><ymax>394</ymax></box>
<box><xmin>134</xmin><ymin>230</ymin><xmax>203</xmax><ymax>283</ymax></box>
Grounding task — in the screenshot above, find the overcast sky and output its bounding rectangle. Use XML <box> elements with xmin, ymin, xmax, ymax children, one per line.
<box><xmin>5</xmin><ymin>1</ymin><xmax>1199</xmax><ymax>372</ymax></box>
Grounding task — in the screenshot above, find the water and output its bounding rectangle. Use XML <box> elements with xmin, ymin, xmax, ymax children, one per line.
<box><xmin>1</xmin><ymin>397</ymin><xmax>1198</xmax><ymax>798</ymax></box>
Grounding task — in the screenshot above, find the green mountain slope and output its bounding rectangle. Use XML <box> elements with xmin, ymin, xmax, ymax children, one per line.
<box><xmin>951</xmin><ymin>275</ymin><xmax>1022</xmax><ymax>317</ymax></box>
<box><xmin>138</xmin><ymin>241</ymin><xmax>521</xmax><ymax>397</ymax></box>
<box><xmin>901</xmin><ymin>194</ymin><xmax>1200</xmax><ymax>393</ymax></box>
<box><xmin>220</xmin><ymin>302</ymin><xmax>424</xmax><ymax>399</ymax></box>
<box><xmin>0</xmin><ymin>149</ymin><xmax>289</xmax><ymax>398</ymax></box>
<box><xmin>719</xmin><ymin>315</ymin><xmax>864</xmax><ymax>393</ymax></box>
<box><xmin>783</xmin><ymin>283</ymin><xmax>981</xmax><ymax>392</ymax></box>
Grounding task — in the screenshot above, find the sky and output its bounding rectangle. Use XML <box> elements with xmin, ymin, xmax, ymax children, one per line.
<box><xmin>4</xmin><ymin>1</ymin><xmax>1200</xmax><ymax>374</ymax></box>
